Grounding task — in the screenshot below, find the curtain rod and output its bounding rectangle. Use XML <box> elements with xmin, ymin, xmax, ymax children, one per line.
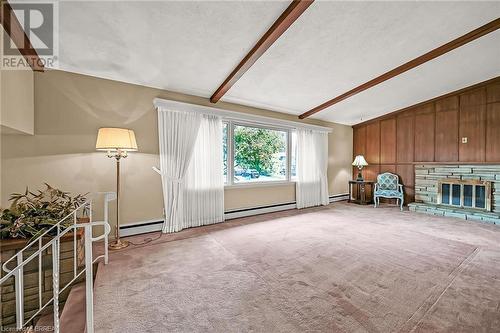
<box><xmin>153</xmin><ymin>98</ymin><xmax>333</xmax><ymax>133</ymax></box>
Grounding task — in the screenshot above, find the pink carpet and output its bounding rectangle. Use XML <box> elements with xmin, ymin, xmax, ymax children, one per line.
<box><xmin>93</xmin><ymin>203</ymin><xmax>500</xmax><ymax>332</ymax></box>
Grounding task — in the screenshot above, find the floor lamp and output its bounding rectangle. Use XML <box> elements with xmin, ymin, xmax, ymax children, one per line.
<box><xmin>96</xmin><ymin>128</ymin><xmax>138</xmax><ymax>250</ymax></box>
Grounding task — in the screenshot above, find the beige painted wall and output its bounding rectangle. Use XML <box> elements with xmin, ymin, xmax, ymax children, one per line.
<box><xmin>0</xmin><ymin>68</ymin><xmax>34</xmax><ymax>135</ymax></box>
<box><xmin>1</xmin><ymin>70</ymin><xmax>352</xmax><ymax>231</ymax></box>
<box><xmin>0</xmin><ymin>28</ymin><xmax>35</xmax><ymax>135</ymax></box>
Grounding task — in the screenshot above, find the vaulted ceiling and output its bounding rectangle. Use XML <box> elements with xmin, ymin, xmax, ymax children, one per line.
<box><xmin>52</xmin><ymin>1</ymin><xmax>500</xmax><ymax>125</ymax></box>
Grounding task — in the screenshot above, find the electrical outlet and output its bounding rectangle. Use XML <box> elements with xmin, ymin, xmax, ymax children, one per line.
<box><xmin>461</xmin><ymin>137</ymin><xmax>468</xmax><ymax>144</ymax></box>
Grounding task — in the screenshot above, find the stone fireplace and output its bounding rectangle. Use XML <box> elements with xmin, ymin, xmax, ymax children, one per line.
<box><xmin>408</xmin><ymin>165</ymin><xmax>500</xmax><ymax>225</ymax></box>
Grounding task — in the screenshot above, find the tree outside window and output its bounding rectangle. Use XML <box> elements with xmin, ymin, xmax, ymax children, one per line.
<box><xmin>233</xmin><ymin>125</ymin><xmax>286</xmax><ymax>182</ymax></box>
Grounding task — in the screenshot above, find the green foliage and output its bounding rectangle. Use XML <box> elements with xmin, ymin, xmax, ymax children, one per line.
<box><xmin>0</xmin><ymin>184</ymin><xmax>88</xmax><ymax>240</ymax></box>
<box><xmin>234</xmin><ymin>126</ymin><xmax>285</xmax><ymax>175</ymax></box>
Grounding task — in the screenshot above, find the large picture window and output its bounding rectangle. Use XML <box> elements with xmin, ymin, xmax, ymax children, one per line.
<box><xmin>223</xmin><ymin>122</ymin><xmax>296</xmax><ymax>186</ymax></box>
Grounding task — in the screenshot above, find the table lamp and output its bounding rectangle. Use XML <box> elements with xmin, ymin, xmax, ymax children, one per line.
<box><xmin>352</xmin><ymin>155</ymin><xmax>368</xmax><ymax>181</ymax></box>
<box><xmin>96</xmin><ymin>128</ymin><xmax>138</xmax><ymax>250</ymax></box>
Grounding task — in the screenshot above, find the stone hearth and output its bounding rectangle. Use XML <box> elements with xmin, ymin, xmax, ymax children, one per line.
<box><xmin>408</xmin><ymin>165</ymin><xmax>500</xmax><ymax>225</ymax></box>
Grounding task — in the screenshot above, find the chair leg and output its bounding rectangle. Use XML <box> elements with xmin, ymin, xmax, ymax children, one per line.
<box><xmin>400</xmin><ymin>197</ymin><xmax>404</xmax><ymax>211</ymax></box>
<box><xmin>374</xmin><ymin>197</ymin><xmax>377</xmax><ymax>208</ymax></box>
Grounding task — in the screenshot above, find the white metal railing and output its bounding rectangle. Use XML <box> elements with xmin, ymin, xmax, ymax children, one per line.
<box><xmin>0</xmin><ymin>192</ymin><xmax>116</xmax><ymax>333</ymax></box>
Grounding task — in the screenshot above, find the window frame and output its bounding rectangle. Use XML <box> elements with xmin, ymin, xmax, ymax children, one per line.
<box><xmin>223</xmin><ymin>120</ymin><xmax>295</xmax><ymax>188</ymax></box>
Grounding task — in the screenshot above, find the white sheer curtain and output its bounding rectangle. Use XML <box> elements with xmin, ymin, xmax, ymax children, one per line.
<box><xmin>157</xmin><ymin>108</ymin><xmax>224</xmax><ymax>233</ymax></box>
<box><xmin>296</xmin><ymin>129</ymin><xmax>329</xmax><ymax>209</ymax></box>
<box><xmin>183</xmin><ymin>114</ymin><xmax>224</xmax><ymax>229</ymax></box>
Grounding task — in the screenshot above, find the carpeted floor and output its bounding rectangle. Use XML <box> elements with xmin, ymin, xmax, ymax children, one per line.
<box><xmin>94</xmin><ymin>202</ymin><xmax>500</xmax><ymax>332</ymax></box>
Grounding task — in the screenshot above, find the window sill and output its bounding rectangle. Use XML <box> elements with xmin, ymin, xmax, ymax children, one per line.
<box><xmin>225</xmin><ymin>181</ymin><xmax>296</xmax><ymax>189</ymax></box>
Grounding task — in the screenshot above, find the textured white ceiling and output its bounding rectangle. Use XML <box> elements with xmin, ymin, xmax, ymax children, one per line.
<box><xmin>53</xmin><ymin>1</ymin><xmax>500</xmax><ymax>125</ymax></box>
<box><xmin>56</xmin><ymin>1</ymin><xmax>290</xmax><ymax>97</ymax></box>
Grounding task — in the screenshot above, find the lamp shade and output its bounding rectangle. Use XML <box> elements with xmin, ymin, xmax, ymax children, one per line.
<box><xmin>96</xmin><ymin>128</ymin><xmax>138</xmax><ymax>151</ymax></box>
<box><xmin>352</xmin><ymin>155</ymin><xmax>368</xmax><ymax>167</ymax></box>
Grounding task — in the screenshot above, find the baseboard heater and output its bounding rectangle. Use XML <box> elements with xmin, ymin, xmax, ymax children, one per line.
<box><xmin>120</xmin><ymin>193</ymin><xmax>349</xmax><ymax>237</ymax></box>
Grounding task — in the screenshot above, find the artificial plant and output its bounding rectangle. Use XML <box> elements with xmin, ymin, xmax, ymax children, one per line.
<box><xmin>0</xmin><ymin>184</ymin><xmax>88</xmax><ymax>240</ymax></box>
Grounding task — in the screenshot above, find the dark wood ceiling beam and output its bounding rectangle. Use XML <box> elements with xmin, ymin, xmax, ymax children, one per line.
<box><xmin>210</xmin><ymin>0</ymin><xmax>314</xmax><ymax>103</ymax></box>
<box><xmin>1</xmin><ymin>1</ymin><xmax>44</xmax><ymax>71</ymax></box>
<box><xmin>299</xmin><ymin>17</ymin><xmax>500</xmax><ymax>119</ymax></box>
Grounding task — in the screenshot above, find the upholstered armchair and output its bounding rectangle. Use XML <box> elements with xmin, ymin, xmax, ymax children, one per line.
<box><xmin>374</xmin><ymin>172</ymin><xmax>404</xmax><ymax>210</ymax></box>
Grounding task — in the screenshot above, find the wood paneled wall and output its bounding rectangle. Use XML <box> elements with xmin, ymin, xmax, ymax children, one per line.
<box><xmin>352</xmin><ymin>77</ymin><xmax>500</xmax><ymax>204</ymax></box>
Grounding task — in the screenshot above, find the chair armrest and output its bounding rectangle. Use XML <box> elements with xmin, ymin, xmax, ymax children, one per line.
<box><xmin>374</xmin><ymin>183</ymin><xmax>379</xmax><ymax>191</ymax></box>
<box><xmin>398</xmin><ymin>184</ymin><xmax>404</xmax><ymax>193</ymax></box>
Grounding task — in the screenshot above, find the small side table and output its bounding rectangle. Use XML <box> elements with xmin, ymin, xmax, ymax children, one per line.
<box><xmin>348</xmin><ymin>180</ymin><xmax>375</xmax><ymax>205</ymax></box>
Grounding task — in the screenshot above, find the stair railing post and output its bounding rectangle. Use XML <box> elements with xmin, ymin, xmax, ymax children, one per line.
<box><xmin>84</xmin><ymin>224</ymin><xmax>94</xmax><ymax>333</ymax></box>
<box><xmin>15</xmin><ymin>252</ymin><xmax>24</xmax><ymax>329</ymax></box>
<box><xmin>104</xmin><ymin>196</ymin><xmax>109</xmax><ymax>264</ymax></box>
<box><xmin>52</xmin><ymin>239</ymin><xmax>60</xmax><ymax>332</ymax></box>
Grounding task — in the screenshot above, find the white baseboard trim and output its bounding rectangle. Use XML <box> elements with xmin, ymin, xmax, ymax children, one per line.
<box><xmin>119</xmin><ymin>219</ymin><xmax>164</xmax><ymax>237</ymax></box>
<box><xmin>119</xmin><ymin>193</ymin><xmax>349</xmax><ymax>237</ymax></box>
<box><xmin>330</xmin><ymin>193</ymin><xmax>349</xmax><ymax>203</ymax></box>
<box><xmin>224</xmin><ymin>202</ymin><xmax>297</xmax><ymax>220</ymax></box>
